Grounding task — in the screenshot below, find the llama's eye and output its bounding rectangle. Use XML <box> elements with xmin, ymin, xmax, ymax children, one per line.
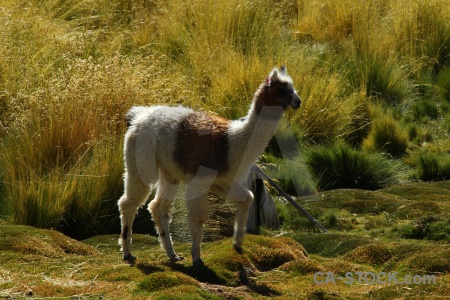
<box><xmin>277</xmin><ymin>89</ymin><xmax>291</xmax><ymax>98</ymax></box>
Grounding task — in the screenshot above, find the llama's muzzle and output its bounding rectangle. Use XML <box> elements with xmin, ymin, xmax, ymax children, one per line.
<box><xmin>290</xmin><ymin>93</ymin><xmax>302</xmax><ymax>109</ymax></box>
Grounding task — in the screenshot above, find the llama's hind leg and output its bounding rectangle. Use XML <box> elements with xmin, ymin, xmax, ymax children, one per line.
<box><xmin>148</xmin><ymin>177</ymin><xmax>182</xmax><ymax>262</ymax></box>
<box><xmin>186</xmin><ymin>192</ymin><xmax>209</xmax><ymax>266</ymax></box>
<box><xmin>118</xmin><ymin>173</ymin><xmax>152</xmax><ymax>263</ymax></box>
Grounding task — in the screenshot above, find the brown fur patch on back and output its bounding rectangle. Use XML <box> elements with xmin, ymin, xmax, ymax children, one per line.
<box><xmin>174</xmin><ymin>112</ymin><xmax>230</xmax><ymax>176</ymax></box>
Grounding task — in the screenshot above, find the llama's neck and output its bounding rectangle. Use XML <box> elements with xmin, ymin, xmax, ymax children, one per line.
<box><xmin>227</xmin><ymin>90</ymin><xmax>283</xmax><ymax>181</ymax></box>
<box><xmin>241</xmin><ymin>102</ymin><xmax>283</xmax><ymax>140</ymax></box>
<box><xmin>237</xmin><ymin>83</ymin><xmax>284</xmax><ymax>134</ymax></box>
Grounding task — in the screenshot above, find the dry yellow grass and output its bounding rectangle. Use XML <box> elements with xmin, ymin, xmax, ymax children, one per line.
<box><xmin>0</xmin><ymin>0</ymin><xmax>449</xmax><ymax>236</ymax></box>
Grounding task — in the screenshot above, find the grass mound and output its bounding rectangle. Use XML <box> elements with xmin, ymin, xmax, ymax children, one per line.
<box><xmin>190</xmin><ymin>235</ymin><xmax>308</xmax><ymax>286</ymax></box>
<box><xmin>243</xmin><ymin>235</ymin><xmax>308</xmax><ymax>271</ymax></box>
<box><xmin>279</xmin><ymin>188</ymin><xmax>405</xmax><ymax>232</ymax></box>
<box><xmin>319</xmin><ymin>259</ymin><xmax>373</xmax><ymax>277</ymax></box>
<box><xmin>400</xmin><ymin>248</ymin><xmax>450</xmax><ymax>274</ymax></box>
<box><xmin>278</xmin><ymin>258</ymin><xmax>324</xmax><ymax>275</ymax></box>
<box><xmin>290</xmin><ymin>233</ymin><xmax>372</xmax><ymax>257</ymax></box>
<box><xmin>2</xmin><ymin>221</ymin><xmax>450</xmax><ymax>298</ymax></box>
<box><xmin>303</xmin><ymin>189</ymin><xmax>403</xmax><ymax>214</ymax></box>
<box><xmin>391</xmin><ymin>215</ymin><xmax>450</xmax><ymax>243</ymax></box>
<box><xmin>136</xmin><ymin>271</ymin><xmax>199</xmax><ymax>293</ymax></box>
<box><xmin>381</xmin><ymin>181</ymin><xmax>450</xmax><ymax>201</ymax></box>
<box><xmin>344</xmin><ymin>243</ymin><xmax>392</xmax><ymax>266</ymax></box>
<box><xmin>0</xmin><ymin>225</ymin><xmax>98</xmax><ymax>257</ymax></box>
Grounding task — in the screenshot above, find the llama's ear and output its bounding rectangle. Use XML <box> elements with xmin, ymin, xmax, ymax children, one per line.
<box><xmin>270</xmin><ymin>69</ymin><xmax>279</xmax><ymax>81</ymax></box>
<box><xmin>266</xmin><ymin>68</ymin><xmax>279</xmax><ymax>85</ymax></box>
<box><xmin>280</xmin><ymin>65</ymin><xmax>287</xmax><ymax>75</ymax></box>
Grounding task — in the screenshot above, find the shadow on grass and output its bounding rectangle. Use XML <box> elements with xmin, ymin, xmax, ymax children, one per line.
<box><xmin>245</xmin><ymin>282</ymin><xmax>282</xmax><ymax>297</ymax></box>
<box><xmin>169</xmin><ymin>262</ymin><xmax>226</xmax><ymax>285</ymax></box>
<box><xmin>238</xmin><ymin>264</ymin><xmax>282</xmax><ymax>297</ymax></box>
<box><xmin>169</xmin><ymin>262</ymin><xmax>281</xmax><ymax>297</ymax></box>
<box><xmin>136</xmin><ymin>263</ymin><xmax>165</xmax><ymax>275</ymax></box>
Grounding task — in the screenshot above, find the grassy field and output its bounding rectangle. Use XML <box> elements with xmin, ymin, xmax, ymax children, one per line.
<box><xmin>1</xmin><ymin>181</ymin><xmax>450</xmax><ymax>299</ymax></box>
<box><xmin>0</xmin><ymin>0</ymin><xmax>449</xmax><ymax>298</ymax></box>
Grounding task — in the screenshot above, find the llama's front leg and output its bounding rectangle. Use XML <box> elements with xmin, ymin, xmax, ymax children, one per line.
<box><xmin>186</xmin><ymin>193</ymin><xmax>209</xmax><ymax>266</ymax></box>
<box><xmin>233</xmin><ymin>190</ymin><xmax>254</xmax><ymax>253</ymax></box>
<box><xmin>148</xmin><ymin>178</ymin><xmax>183</xmax><ymax>262</ymax></box>
<box><xmin>211</xmin><ymin>184</ymin><xmax>254</xmax><ymax>253</ymax></box>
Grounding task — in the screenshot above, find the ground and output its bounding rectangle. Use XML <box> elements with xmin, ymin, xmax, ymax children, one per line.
<box><xmin>1</xmin><ymin>181</ymin><xmax>450</xmax><ymax>299</ymax></box>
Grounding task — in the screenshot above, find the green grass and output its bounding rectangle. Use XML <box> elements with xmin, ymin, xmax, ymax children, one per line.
<box><xmin>414</xmin><ymin>151</ymin><xmax>450</xmax><ymax>181</ymax></box>
<box><xmin>412</xmin><ymin>99</ymin><xmax>440</xmax><ymax>121</ymax></box>
<box><xmin>406</xmin><ymin>123</ymin><xmax>434</xmax><ymax>145</ymax></box>
<box><xmin>362</xmin><ymin>115</ymin><xmax>409</xmax><ymax>158</ymax></box>
<box><xmin>437</xmin><ymin>67</ymin><xmax>450</xmax><ymax>101</ymax></box>
<box><xmin>304</xmin><ymin>143</ymin><xmax>406</xmax><ymax>191</ymax></box>
<box><xmin>136</xmin><ymin>272</ymin><xmax>199</xmax><ymax>294</ymax></box>
<box><xmin>392</xmin><ymin>216</ymin><xmax>450</xmax><ymax>243</ymax></box>
<box><xmin>2</xmin><ymin>178</ymin><xmax>450</xmax><ymax>298</ymax></box>
<box><xmin>346</xmin><ymin>50</ymin><xmax>414</xmax><ymax>106</ymax></box>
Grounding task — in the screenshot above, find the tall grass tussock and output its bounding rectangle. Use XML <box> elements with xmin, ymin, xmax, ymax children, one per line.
<box><xmin>305</xmin><ymin>143</ymin><xmax>405</xmax><ymax>191</ymax></box>
<box><xmin>0</xmin><ymin>0</ymin><xmax>449</xmax><ymax>238</ymax></box>
<box><xmin>414</xmin><ymin>151</ymin><xmax>450</xmax><ymax>182</ymax></box>
<box><xmin>362</xmin><ymin>115</ymin><xmax>409</xmax><ymax>158</ymax></box>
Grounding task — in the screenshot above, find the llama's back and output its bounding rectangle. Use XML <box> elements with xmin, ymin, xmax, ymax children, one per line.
<box><xmin>124</xmin><ymin>105</ymin><xmax>195</xmax><ymax>184</ymax></box>
<box><xmin>126</xmin><ymin>106</ymin><xmax>164</xmax><ymax>128</ymax></box>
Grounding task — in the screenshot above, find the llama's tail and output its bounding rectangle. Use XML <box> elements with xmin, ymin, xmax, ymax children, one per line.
<box><xmin>125</xmin><ymin>106</ymin><xmax>163</xmax><ymax>127</ymax></box>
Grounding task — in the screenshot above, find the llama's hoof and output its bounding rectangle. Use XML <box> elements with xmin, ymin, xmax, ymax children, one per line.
<box><xmin>233</xmin><ymin>245</ymin><xmax>243</xmax><ymax>254</ymax></box>
<box><xmin>193</xmin><ymin>258</ymin><xmax>204</xmax><ymax>267</ymax></box>
<box><xmin>170</xmin><ymin>255</ymin><xmax>184</xmax><ymax>263</ymax></box>
<box><xmin>123</xmin><ymin>254</ymin><xmax>136</xmax><ymax>264</ymax></box>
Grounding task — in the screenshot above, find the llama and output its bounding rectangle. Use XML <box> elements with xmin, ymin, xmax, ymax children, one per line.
<box><xmin>118</xmin><ymin>66</ymin><xmax>301</xmax><ymax>266</ymax></box>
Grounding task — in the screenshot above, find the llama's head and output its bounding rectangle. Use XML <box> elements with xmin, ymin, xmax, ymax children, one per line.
<box><xmin>253</xmin><ymin>66</ymin><xmax>301</xmax><ymax>116</ymax></box>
